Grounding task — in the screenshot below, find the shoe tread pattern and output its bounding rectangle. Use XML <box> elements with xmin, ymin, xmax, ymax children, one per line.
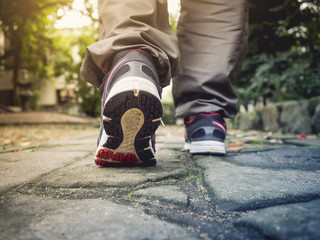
<box><xmin>103</xmin><ymin>90</ymin><xmax>162</xmax><ymax>164</ymax></box>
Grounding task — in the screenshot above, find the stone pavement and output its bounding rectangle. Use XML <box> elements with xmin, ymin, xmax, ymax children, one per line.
<box><xmin>0</xmin><ymin>125</ymin><xmax>320</xmax><ymax>240</ymax></box>
<box><xmin>0</xmin><ymin>112</ymin><xmax>95</xmax><ymax>125</ymax></box>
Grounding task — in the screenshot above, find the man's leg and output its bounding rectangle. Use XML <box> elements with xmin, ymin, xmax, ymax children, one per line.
<box><xmin>80</xmin><ymin>0</ymin><xmax>179</xmax><ymax>166</ymax></box>
<box><xmin>173</xmin><ymin>0</ymin><xmax>248</xmax><ymax>118</ymax></box>
<box><xmin>80</xmin><ymin>0</ymin><xmax>179</xmax><ymax>89</ymax></box>
<box><xmin>174</xmin><ymin>0</ymin><xmax>248</xmax><ymax>154</ymax></box>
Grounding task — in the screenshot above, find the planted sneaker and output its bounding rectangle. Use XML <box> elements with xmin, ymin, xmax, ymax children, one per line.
<box><xmin>184</xmin><ymin>113</ymin><xmax>226</xmax><ymax>154</ymax></box>
<box><xmin>95</xmin><ymin>50</ymin><xmax>163</xmax><ymax>166</ymax></box>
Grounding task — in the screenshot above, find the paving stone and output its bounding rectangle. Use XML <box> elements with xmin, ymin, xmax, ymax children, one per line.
<box><xmin>0</xmin><ymin>195</ymin><xmax>199</xmax><ymax>240</ymax></box>
<box><xmin>0</xmin><ymin>151</ymin><xmax>87</xmax><ymax>194</ymax></box>
<box><xmin>157</xmin><ymin>136</ymin><xmax>185</xmax><ymax>144</ymax></box>
<box><xmin>38</xmin><ymin>143</ymin><xmax>96</xmax><ymax>153</ymax></box>
<box><xmin>2</xmin><ymin>124</ymin><xmax>319</xmax><ymax>240</ymax></box>
<box><xmin>40</xmin><ymin>133</ymin><xmax>97</xmax><ymax>147</ymax></box>
<box><xmin>267</xmin><ymin>134</ymin><xmax>296</xmax><ymax>140</ymax></box>
<box><xmin>236</xmin><ymin>199</ymin><xmax>320</xmax><ymax>240</ymax></box>
<box><xmin>0</xmin><ymin>112</ymin><xmax>95</xmax><ymax>125</ymax></box>
<box><xmin>157</xmin><ymin>142</ymin><xmax>184</xmax><ymax>151</ymax></box>
<box><xmin>239</xmin><ymin>146</ymin><xmax>290</xmax><ymax>153</ymax></box>
<box><xmin>35</xmin><ymin>149</ymin><xmax>189</xmax><ymax>188</ymax></box>
<box><xmin>235</xmin><ymin>143</ymin><xmax>302</xmax><ymax>153</ymax></box>
<box><xmin>133</xmin><ymin>185</ymin><xmax>188</xmax><ymax>206</ymax></box>
<box><xmin>156</xmin><ymin>134</ymin><xmax>185</xmax><ymax>151</ymax></box>
<box><xmin>37</xmin><ymin>133</ymin><xmax>97</xmax><ymax>152</ymax></box>
<box><xmin>223</xmin><ymin>148</ymin><xmax>320</xmax><ymax>171</ymax></box>
<box><xmin>283</xmin><ymin>139</ymin><xmax>320</xmax><ymax>148</ymax></box>
<box><xmin>195</xmin><ymin>156</ymin><xmax>320</xmax><ymax>210</ymax></box>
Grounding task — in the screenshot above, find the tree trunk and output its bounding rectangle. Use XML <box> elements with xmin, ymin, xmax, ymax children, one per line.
<box><xmin>12</xmin><ymin>37</ymin><xmax>22</xmax><ymax>107</ymax></box>
<box><xmin>12</xmin><ymin>52</ymin><xmax>21</xmax><ymax>106</ymax></box>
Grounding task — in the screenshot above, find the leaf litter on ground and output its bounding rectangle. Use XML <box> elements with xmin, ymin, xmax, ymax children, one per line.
<box><xmin>0</xmin><ymin>124</ymin><xmax>97</xmax><ymax>152</ymax></box>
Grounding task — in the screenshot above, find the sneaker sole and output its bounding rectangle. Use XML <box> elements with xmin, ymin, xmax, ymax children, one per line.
<box><xmin>95</xmin><ymin>78</ymin><xmax>162</xmax><ymax>166</ymax></box>
<box><xmin>188</xmin><ymin>140</ymin><xmax>226</xmax><ymax>154</ymax></box>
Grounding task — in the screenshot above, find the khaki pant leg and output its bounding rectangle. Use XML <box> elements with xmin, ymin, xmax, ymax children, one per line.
<box><xmin>173</xmin><ymin>0</ymin><xmax>249</xmax><ymax>118</ymax></box>
<box><xmin>80</xmin><ymin>0</ymin><xmax>179</xmax><ymax>88</ymax></box>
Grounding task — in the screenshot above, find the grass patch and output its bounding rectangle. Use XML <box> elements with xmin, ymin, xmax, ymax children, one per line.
<box><xmin>127</xmin><ymin>187</ymin><xmax>137</xmax><ymax>198</ymax></box>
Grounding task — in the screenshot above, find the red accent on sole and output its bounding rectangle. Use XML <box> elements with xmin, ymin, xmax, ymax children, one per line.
<box><xmin>95</xmin><ymin>149</ymin><xmax>140</xmax><ymax>166</ymax></box>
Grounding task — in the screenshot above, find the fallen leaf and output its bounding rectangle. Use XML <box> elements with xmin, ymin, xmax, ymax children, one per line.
<box><xmin>22</xmin><ymin>148</ymin><xmax>35</xmax><ymax>152</ymax></box>
<box><xmin>269</xmin><ymin>139</ymin><xmax>283</xmax><ymax>144</ymax></box>
<box><xmin>307</xmin><ymin>135</ymin><xmax>317</xmax><ymax>139</ymax></box>
<box><xmin>227</xmin><ymin>147</ymin><xmax>243</xmax><ymax>152</ymax></box>
<box><xmin>3</xmin><ymin>139</ymin><xmax>11</xmax><ymax>145</ymax></box>
<box><xmin>155</xmin><ymin>143</ymin><xmax>165</xmax><ymax>150</ymax></box>
<box><xmin>227</xmin><ymin>142</ymin><xmax>244</xmax><ymax>147</ymax></box>
<box><xmin>299</xmin><ymin>134</ymin><xmax>306</xmax><ymax>140</ymax></box>
<box><xmin>20</xmin><ymin>142</ymin><xmax>32</xmax><ymax>147</ymax></box>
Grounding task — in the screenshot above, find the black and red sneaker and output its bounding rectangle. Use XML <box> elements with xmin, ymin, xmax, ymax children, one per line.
<box><xmin>184</xmin><ymin>113</ymin><xmax>226</xmax><ymax>154</ymax></box>
<box><xmin>95</xmin><ymin>50</ymin><xmax>162</xmax><ymax>166</ymax></box>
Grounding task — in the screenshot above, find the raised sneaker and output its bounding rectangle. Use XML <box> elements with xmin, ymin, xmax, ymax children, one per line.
<box><xmin>184</xmin><ymin>113</ymin><xmax>226</xmax><ymax>154</ymax></box>
<box><xmin>95</xmin><ymin>50</ymin><xmax>162</xmax><ymax>166</ymax></box>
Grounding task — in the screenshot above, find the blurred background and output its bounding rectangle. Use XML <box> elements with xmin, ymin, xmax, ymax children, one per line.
<box><xmin>0</xmin><ymin>0</ymin><xmax>319</xmax><ymax>135</ymax></box>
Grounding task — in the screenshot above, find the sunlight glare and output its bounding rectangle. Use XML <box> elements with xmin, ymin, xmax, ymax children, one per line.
<box><xmin>54</xmin><ymin>0</ymin><xmax>98</xmax><ymax>29</ymax></box>
<box><xmin>55</xmin><ymin>0</ymin><xmax>180</xmax><ymax>29</ymax></box>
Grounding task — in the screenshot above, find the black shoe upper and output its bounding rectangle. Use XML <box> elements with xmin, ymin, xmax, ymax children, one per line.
<box><xmin>184</xmin><ymin>113</ymin><xmax>227</xmax><ymax>143</ymax></box>
<box><xmin>99</xmin><ymin>50</ymin><xmax>162</xmax><ymax>104</ymax></box>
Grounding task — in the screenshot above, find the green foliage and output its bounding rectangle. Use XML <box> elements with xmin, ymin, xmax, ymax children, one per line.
<box><xmin>162</xmin><ymin>100</ymin><xmax>176</xmax><ymax>124</ymax></box>
<box><xmin>169</xmin><ymin>15</ymin><xmax>178</xmax><ymax>34</ymax></box>
<box><xmin>235</xmin><ymin>0</ymin><xmax>320</xmax><ymax>106</ymax></box>
<box><xmin>0</xmin><ymin>0</ymin><xmax>73</xmax><ymax>105</ymax></box>
<box><xmin>71</xmin><ymin>26</ymin><xmax>100</xmax><ymax>117</ymax></box>
<box><xmin>29</xmin><ymin>89</ymin><xmax>42</xmax><ymax>111</ymax></box>
<box><xmin>0</xmin><ymin>0</ymin><xmax>72</xmax><ymax>68</ymax></box>
<box><xmin>0</xmin><ymin>0</ymin><xmax>102</xmax><ymax>116</ymax></box>
<box><xmin>76</xmin><ymin>79</ymin><xmax>101</xmax><ymax>117</ymax></box>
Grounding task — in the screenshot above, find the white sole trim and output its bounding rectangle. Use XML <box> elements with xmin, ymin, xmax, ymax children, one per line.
<box><xmin>184</xmin><ymin>142</ymin><xmax>191</xmax><ymax>150</ymax></box>
<box><xmin>105</xmin><ymin>77</ymin><xmax>160</xmax><ymax>104</ymax></box>
<box><xmin>189</xmin><ymin>140</ymin><xmax>226</xmax><ymax>154</ymax></box>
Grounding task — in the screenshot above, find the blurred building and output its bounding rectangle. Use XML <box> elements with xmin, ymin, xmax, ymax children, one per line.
<box><xmin>0</xmin><ymin>31</ymin><xmax>76</xmax><ymax>111</ymax></box>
